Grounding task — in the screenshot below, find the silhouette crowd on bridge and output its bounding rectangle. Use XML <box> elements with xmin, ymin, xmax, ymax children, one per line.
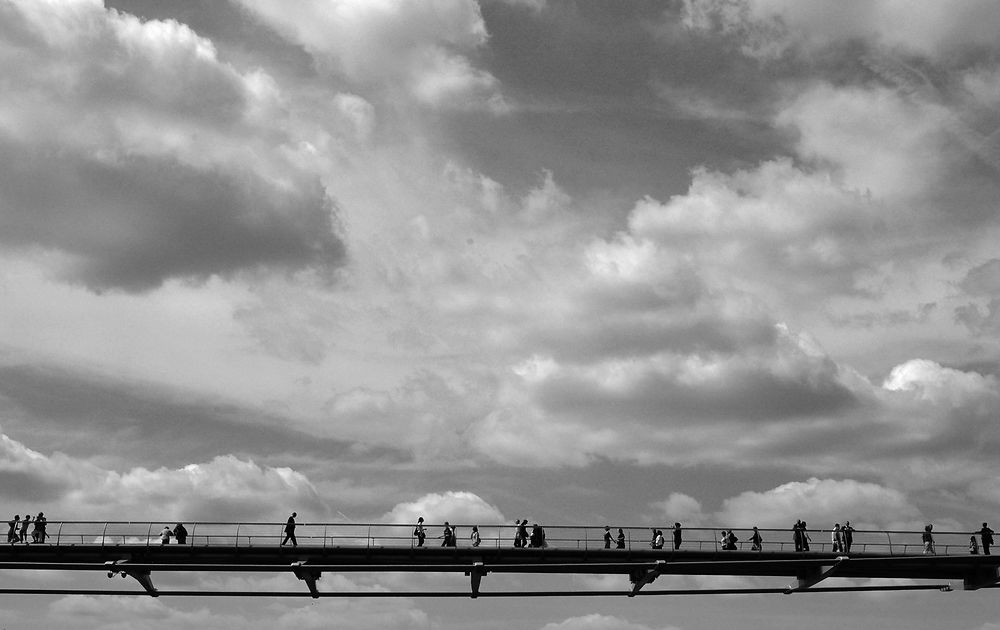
<box><xmin>5</xmin><ymin>511</ymin><xmax>996</xmax><ymax>556</ymax></box>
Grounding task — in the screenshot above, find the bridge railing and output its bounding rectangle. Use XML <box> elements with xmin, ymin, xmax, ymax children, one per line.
<box><xmin>5</xmin><ymin>521</ymin><xmax>981</xmax><ymax>556</ymax></box>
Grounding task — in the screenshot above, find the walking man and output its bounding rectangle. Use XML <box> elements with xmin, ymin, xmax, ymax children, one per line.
<box><xmin>281</xmin><ymin>512</ymin><xmax>298</xmax><ymax>547</ymax></box>
<box><xmin>981</xmin><ymin>522</ymin><xmax>995</xmax><ymax>556</ymax></box>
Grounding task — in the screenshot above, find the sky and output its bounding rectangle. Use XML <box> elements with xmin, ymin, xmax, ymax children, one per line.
<box><xmin>1</xmin><ymin>0</ymin><xmax>1000</xmax><ymax>627</ymax></box>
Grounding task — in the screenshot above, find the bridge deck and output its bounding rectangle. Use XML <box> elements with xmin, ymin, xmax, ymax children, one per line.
<box><xmin>1</xmin><ymin>522</ymin><xmax>997</xmax><ymax>597</ymax></box>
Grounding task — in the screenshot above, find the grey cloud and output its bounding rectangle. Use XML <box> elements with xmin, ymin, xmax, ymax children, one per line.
<box><xmin>0</xmin><ymin>363</ymin><xmax>406</xmax><ymax>470</ymax></box>
<box><xmin>0</xmin><ymin>142</ymin><xmax>346</xmax><ymax>292</ymax></box>
<box><xmin>533</xmin><ymin>360</ymin><xmax>858</xmax><ymax>424</ymax></box>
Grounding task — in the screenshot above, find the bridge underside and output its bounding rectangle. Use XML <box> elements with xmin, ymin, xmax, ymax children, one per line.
<box><xmin>1</xmin><ymin>545</ymin><xmax>997</xmax><ymax>598</ymax></box>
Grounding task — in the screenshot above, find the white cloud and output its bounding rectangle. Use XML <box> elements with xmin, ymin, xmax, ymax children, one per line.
<box><xmin>0</xmin><ymin>0</ymin><xmax>345</xmax><ymax>291</ymax></box>
<box><xmin>382</xmin><ymin>490</ymin><xmax>505</xmax><ymax>525</ymax></box>
<box><xmin>714</xmin><ymin>477</ymin><xmax>921</xmax><ymax>529</ymax></box>
<box><xmin>233</xmin><ymin>0</ymin><xmax>505</xmax><ymax>111</ymax></box>
<box><xmin>540</xmin><ymin>614</ymin><xmax>681</xmax><ymax>630</ymax></box>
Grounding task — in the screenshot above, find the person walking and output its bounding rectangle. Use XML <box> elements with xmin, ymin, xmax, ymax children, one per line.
<box><xmin>281</xmin><ymin>512</ymin><xmax>297</xmax><ymax>547</ymax></box>
<box><xmin>517</xmin><ymin>520</ymin><xmax>529</xmax><ymax>548</ymax></box>
<box><xmin>832</xmin><ymin>523</ymin><xmax>842</xmax><ymax>553</ymax></box>
<box><xmin>980</xmin><ymin>522</ymin><xmax>994</xmax><ymax>556</ymax></box>
<box><xmin>970</xmin><ymin>535</ymin><xmax>980</xmax><ymax>555</ymax></box>
<box><xmin>159</xmin><ymin>525</ymin><xmax>173</xmax><ymax>545</ymax></box>
<box><xmin>616</xmin><ymin>528</ymin><xmax>626</xmax><ymax>549</ymax></box>
<box><xmin>793</xmin><ymin>520</ymin><xmax>803</xmax><ymax>552</ymax></box>
<box><xmin>922</xmin><ymin>524</ymin><xmax>935</xmax><ymax>555</ymax></box>
<box><xmin>603</xmin><ymin>526</ymin><xmax>613</xmax><ymax>549</ymax></box>
<box><xmin>414</xmin><ymin>517</ymin><xmax>426</xmax><ymax>547</ymax></box>
<box><xmin>173</xmin><ymin>523</ymin><xmax>188</xmax><ymax>544</ymax></box>
<box><xmin>470</xmin><ymin>525</ymin><xmax>481</xmax><ymax>547</ymax></box>
<box><xmin>7</xmin><ymin>515</ymin><xmax>18</xmax><ymax>544</ymax></box>
<box><xmin>800</xmin><ymin>522</ymin><xmax>811</xmax><ymax>551</ymax></box>
<box><xmin>441</xmin><ymin>522</ymin><xmax>455</xmax><ymax>547</ymax></box>
<box><xmin>750</xmin><ymin>526</ymin><xmax>763</xmax><ymax>551</ymax></box>
<box><xmin>842</xmin><ymin>521</ymin><xmax>855</xmax><ymax>553</ymax></box>
<box><xmin>672</xmin><ymin>522</ymin><xmax>682</xmax><ymax>550</ymax></box>
<box><xmin>19</xmin><ymin>514</ymin><xmax>30</xmax><ymax>543</ymax></box>
<box><xmin>31</xmin><ymin>512</ymin><xmax>46</xmax><ymax>543</ymax></box>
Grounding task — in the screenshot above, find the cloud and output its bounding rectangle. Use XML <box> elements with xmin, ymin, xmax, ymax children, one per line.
<box><xmin>233</xmin><ymin>0</ymin><xmax>506</xmax><ymax>111</ymax></box>
<box><xmin>0</xmin><ymin>0</ymin><xmax>345</xmax><ymax>291</ymax></box>
<box><xmin>539</xmin><ymin>614</ymin><xmax>682</xmax><ymax>630</ymax></box>
<box><xmin>682</xmin><ymin>0</ymin><xmax>1000</xmax><ymax>58</ymax></box>
<box><xmin>0</xmin><ymin>431</ymin><xmax>329</xmax><ymax>521</ymax></box>
<box><xmin>714</xmin><ymin>477</ymin><xmax>921</xmax><ymax>529</ymax></box>
<box><xmin>382</xmin><ymin>490</ymin><xmax>505</xmax><ymax>525</ymax></box>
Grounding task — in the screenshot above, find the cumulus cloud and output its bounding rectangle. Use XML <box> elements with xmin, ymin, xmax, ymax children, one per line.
<box><xmin>539</xmin><ymin>614</ymin><xmax>681</xmax><ymax>630</ymax></box>
<box><xmin>382</xmin><ymin>490</ymin><xmax>505</xmax><ymax>525</ymax></box>
<box><xmin>714</xmin><ymin>477</ymin><xmax>922</xmax><ymax>529</ymax></box>
<box><xmin>0</xmin><ymin>0</ymin><xmax>345</xmax><ymax>291</ymax></box>
<box><xmin>682</xmin><ymin>0</ymin><xmax>1000</xmax><ymax>58</ymax></box>
<box><xmin>233</xmin><ymin>0</ymin><xmax>507</xmax><ymax>111</ymax></box>
<box><xmin>0</xmin><ymin>432</ymin><xmax>328</xmax><ymax>521</ymax></box>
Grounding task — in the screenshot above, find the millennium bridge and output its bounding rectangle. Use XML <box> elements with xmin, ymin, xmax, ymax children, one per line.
<box><xmin>0</xmin><ymin>521</ymin><xmax>997</xmax><ymax>598</ymax></box>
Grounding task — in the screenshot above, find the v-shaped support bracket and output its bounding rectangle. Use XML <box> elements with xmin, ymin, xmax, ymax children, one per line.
<box><xmin>291</xmin><ymin>561</ymin><xmax>322</xmax><ymax>598</ymax></box>
<box><xmin>785</xmin><ymin>556</ymin><xmax>848</xmax><ymax>593</ymax></box>
<box><xmin>629</xmin><ymin>560</ymin><xmax>667</xmax><ymax>596</ymax></box>
<box><xmin>105</xmin><ymin>559</ymin><xmax>157</xmax><ymax>596</ymax></box>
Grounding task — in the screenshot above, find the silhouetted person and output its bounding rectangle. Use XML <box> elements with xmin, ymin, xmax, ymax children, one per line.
<box><xmin>922</xmin><ymin>524</ymin><xmax>935</xmax><ymax>555</ymax></box>
<box><xmin>832</xmin><ymin>523</ymin><xmax>842</xmax><ymax>553</ymax></box>
<box><xmin>603</xmin><ymin>526</ymin><xmax>613</xmax><ymax>549</ymax></box>
<box><xmin>981</xmin><ymin>523</ymin><xmax>994</xmax><ymax>555</ymax></box>
<box><xmin>160</xmin><ymin>525</ymin><xmax>172</xmax><ymax>545</ymax></box>
<box><xmin>441</xmin><ymin>522</ymin><xmax>455</xmax><ymax>547</ymax></box>
<box><xmin>673</xmin><ymin>522</ymin><xmax>682</xmax><ymax>550</ymax></box>
<box><xmin>7</xmin><ymin>515</ymin><xmax>18</xmax><ymax>544</ymax></box>
<box><xmin>616</xmin><ymin>528</ymin><xmax>626</xmax><ymax>549</ymax></box>
<box><xmin>173</xmin><ymin>523</ymin><xmax>188</xmax><ymax>544</ymax></box>
<box><xmin>516</xmin><ymin>520</ymin><xmax>529</xmax><ymax>548</ymax></box>
<box><xmin>750</xmin><ymin>526</ymin><xmax>762</xmax><ymax>551</ymax></box>
<box><xmin>793</xmin><ymin>520</ymin><xmax>803</xmax><ymax>552</ymax></box>
<box><xmin>31</xmin><ymin>512</ymin><xmax>46</xmax><ymax>543</ymax></box>
<box><xmin>650</xmin><ymin>528</ymin><xmax>660</xmax><ymax>549</ymax></box>
<box><xmin>281</xmin><ymin>512</ymin><xmax>297</xmax><ymax>547</ymax></box>
<box><xmin>970</xmin><ymin>535</ymin><xmax>980</xmax><ymax>555</ymax></box>
<box><xmin>414</xmin><ymin>517</ymin><xmax>426</xmax><ymax>547</ymax></box>
<box><xmin>531</xmin><ymin>523</ymin><xmax>546</xmax><ymax>547</ymax></box>
<box><xmin>653</xmin><ymin>529</ymin><xmax>664</xmax><ymax>549</ymax></box>
<box><xmin>471</xmin><ymin>525</ymin><xmax>481</xmax><ymax>547</ymax></box>
<box><xmin>19</xmin><ymin>514</ymin><xmax>30</xmax><ymax>543</ymax></box>
<box><xmin>842</xmin><ymin>521</ymin><xmax>855</xmax><ymax>553</ymax></box>
<box><xmin>800</xmin><ymin>521</ymin><xmax>811</xmax><ymax>551</ymax></box>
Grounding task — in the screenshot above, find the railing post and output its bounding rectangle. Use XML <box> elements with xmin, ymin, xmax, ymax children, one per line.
<box><xmin>56</xmin><ymin>521</ymin><xmax>63</xmax><ymax>546</ymax></box>
<box><xmin>190</xmin><ymin>522</ymin><xmax>198</xmax><ymax>546</ymax></box>
<box><xmin>886</xmin><ymin>530</ymin><xmax>893</xmax><ymax>556</ymax></box>
<box><xmin>146</xmin><ymin>522</ymin><xmax>152</xmax><ymax>549</ymax></box>
<box><xmin>368</xmin><ymin>524</ymin><xmax>372</xmax><ymax>549</ymax></box>
<box><xmin>324</xmin><ymin>525</ymin><xmax>328</xmax><ymax>549</ymax></box>
<box><xmin>235</xmin><ymin>523</ymin><xmax>241</xmax><ymax>549</ymax></box>
<box><xmin>101</xmin><ymin>522</ymin><xmax>108</xmax><ymax>549</ymax></box>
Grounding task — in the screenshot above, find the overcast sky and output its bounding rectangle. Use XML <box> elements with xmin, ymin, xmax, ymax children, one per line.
<box><xmin>2</xmin><ymin>0</ymin><xmax>1000</xmax><ymax>628</ymax></box>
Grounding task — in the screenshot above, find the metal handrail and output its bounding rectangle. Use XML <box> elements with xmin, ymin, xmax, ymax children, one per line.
<box><xmin>3</xmin><ymin>521</ymin><xmax>986</xmax><ymax>555</ymax></box>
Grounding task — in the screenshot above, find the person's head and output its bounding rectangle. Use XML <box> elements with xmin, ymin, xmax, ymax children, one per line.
<box><xmin>925</xmin><ymin>524</ymin><xmax>932</xmax><ymax>531</ymax></box>
<box><xmin>618</xmin><ymin>528</ymin><xmax>623</xmax><ymax>534</ymax></box>
<box><xmin>984</xmin><ymin>522</ymin><xmax>989</xmax><ymax>528</ymax></box>
<box><xmin>418</xmin><ymin>517</ymin><xmax>423</xmax><ymax>523</ymax></box>
<box><xmin>753</xmin><ymin>526</ymin><xmax>758</xmax><ymax>530</ymax></box>
<box><xmin>675</xmin><ymin>522</ymin><xmax>681</xmax><ymax>528</ymax></box>
<box><xmin>13</xmin><ymin>515</ymin><xmax>18</xmax><ymax>520</ymax></box>
<box><xmin>292</xmin><ymin>512</ymin><xmax>296</xmax><ymax>517</ymax></box>
<box><xmin>472</xmin><ymin>525</ymin><xmax>478</xmax><ymax>531</ymax></box>
<box><xmin>605</xmin><ymin>526</ymin><xmax>610</xmax><ymax>531</ymax></box>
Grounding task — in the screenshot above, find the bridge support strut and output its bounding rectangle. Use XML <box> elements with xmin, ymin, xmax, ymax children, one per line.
<box><xmin>629</xmin><ymin>560</ymin><xmax>667</xmax><ymax>597</ymax></box>
<box><xmin>466</xmin><ymin>561</ymin><xmax>488</xmax><ymax>598</ymax></box>
<box><xmin>785</xmin><ymin>556</ymin><xmax>848</xmax><ymax>594</ymax></box>
<box><xmin>105</xmin><ymin>560</ymin><xmax>157</xmax><ymax>597</ymax></box>
<box><xmin>291</xmin><ymin>561</ymin><xmax>322</xmax><ymax>599</ymax></box>
<box><xmin>963</xmin><ymin>565</ymin><xmax>1000</xmax><ymax>591</ymax></box>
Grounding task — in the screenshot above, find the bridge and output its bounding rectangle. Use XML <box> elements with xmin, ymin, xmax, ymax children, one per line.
<box><xmin>0</xmin><ymin>521</ymin><xmax>997</xmax><ymax>598</ymax></box>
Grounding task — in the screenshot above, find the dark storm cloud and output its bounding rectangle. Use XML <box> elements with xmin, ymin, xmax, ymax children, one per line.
<box><xmin>0</xmin><ymin>363</ymin><xmax>406</xmax><ymax>469</ymax></box>
<box><xmin>0</xmin><ymin>142</ymin><xmax>345</xmax><ymax>292</ymax></box>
